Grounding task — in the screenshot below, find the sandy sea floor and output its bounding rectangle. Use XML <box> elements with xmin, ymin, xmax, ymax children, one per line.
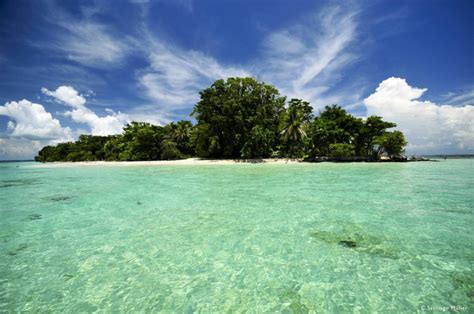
<box><xmin>2</xmin><ymin>159</ymin><xmax>473</xmax><ymax>311</ymax></box>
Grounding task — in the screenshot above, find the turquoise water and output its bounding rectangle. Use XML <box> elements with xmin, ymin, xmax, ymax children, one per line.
<box><xmin>1</xmin><ymin>160</ymin><xmax>473</xmax><ymax>312</ymax></box>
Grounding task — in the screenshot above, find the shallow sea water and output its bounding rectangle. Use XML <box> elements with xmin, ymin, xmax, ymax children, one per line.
<box><xmin>0</xmin><ymin>160</ymin><xmax>473</xmax><ymax>312</ymax></box>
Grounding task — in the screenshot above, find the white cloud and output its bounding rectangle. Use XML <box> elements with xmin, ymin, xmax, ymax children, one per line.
<box><xmin>0</xmin><ymin>138</ymin><xmax>45</xmax><ymax>160</ymax></box>
<box><xmin>35</xmin><ymin>2</ymin><xmax>362</xmax><ymax>121</ymax></box>
<box><xmin>134</xmin><ymin>5</ymin><xmax>360</xmax><ymax>116</ymax></box>
<box><xmin>41</xmin><ymin>6</ymin><xmax>229</xmax><ymax>113</ymax></box>
<box><xmin>0</xmin><ymin>99</ymin><xmax>75</xmax><ymax>160</ymax></box>
<box><xmin>0</xmin><ymin>99</ymin><xmax>72</xmax><ymax>141</ymax></box>
<box><xmin>41</xmin><ymin>85</ymin><xmax>86</xmax><ymax>107</ymax></box>
<box><xmin>131</xmin><ymin>4</ymin><xmax>363</xmax><ymax>120</ymax></box>
<box><xmin>364</xmin><ymin>77</ymin><xmax>474</xmax><ymax>154</ymax></box>
<box><xmin>441</xmin><ymin>87</ymin><xmax>474</xmax><ymax>107</ymax></box>
<box><xmin>40</xmin><ymin>3</ymin><xmax>131</xmax><ymax>68</ymax></box>
<box><xmin>42</xmin><ymin>86</ymin><xmax>129</xmax><ymax>136</ymax></box>
<box><xmin>136</xmin><ymin>36</ymin><xmax>249</xmax><ymax>110</ymax></box>
<box><xmin>59</xmin><ymin>22</ymin><xmax>130</xmax><ymax>67</ymax></box>
<box><xmin>258</xmin><ymin>4</ymin><xmax>360</xmax><ymax>109</ymax></box>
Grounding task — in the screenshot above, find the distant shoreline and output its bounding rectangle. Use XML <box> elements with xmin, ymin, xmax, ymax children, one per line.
<box><xmin>28</xmin><ymin>156</ymin><xmax>449</xmax><ymax>167</ymax></box>
<box><xmin>3</xmin><ymin>154</ymin><xmax>471</xmax><ymax>164</ymax></box>
<box><xmin>31</xmin><ymin>158</ymin><xmax>304</xmax><ymax>167</ymax></box>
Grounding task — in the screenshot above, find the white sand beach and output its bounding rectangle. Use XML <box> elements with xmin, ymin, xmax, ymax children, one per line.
<box><xmin>32</xmin><ymin>158</ymin><xmax>306</xmax><ymax>167</ymax></box>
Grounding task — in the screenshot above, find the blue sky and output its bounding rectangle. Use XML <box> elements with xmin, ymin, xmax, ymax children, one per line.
<box><xmin>0</xmin><ymin>0</ymin><xmax>473</xmax><ymax>159</ymax></box>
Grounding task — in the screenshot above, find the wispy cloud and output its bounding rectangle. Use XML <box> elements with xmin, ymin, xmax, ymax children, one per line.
<box><xmin>38</xmin><ymin>3</ymin><xmax>132</xmax><ymax>68</ymax></box>
<box><xmin>36</xmin><ymin>1</ymin><xmax>245</xmax><ymax>120</ymax></box>
<box><xmin>129</xmin><ymin>0</ymin><xmax>194</xmax><ymax>14</ymax></box>
<box><xmin>257</xmin><ymin>4</ymin><xmax>361</xmax><ymax>110</ymax></box>
<box><xmin>133</xmin><ymin>30</ymin><xmax>249</xmax><ymax>118</ymax></box>
<box><xmin>34</xmin><ymin>2</ymin><xmax>364</xmax><ymax>120</ymax></box>
<box><xmin>133</xmin><ymin>3</ymin><xmax>363</xmax><ymax>119</ymax></box>
<box><xmin>441</xmin><ymin>87</ymin><xmax>474</xmax><ymax>107</ymax></box>
<box><xmin>54</xmin><ymin>21</ymin><xmax>131</xmax><ymax>68</ymax></box>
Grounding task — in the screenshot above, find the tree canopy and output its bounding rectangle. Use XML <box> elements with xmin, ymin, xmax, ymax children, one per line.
<box><xmin>36</xmin><ymin>121</ymin><xmax>193</xmax><ymax>162</ymax></box>
<box><xmin>191</xmin><ymin>77</ymin><xmax>285</xmax><ymax>158</ymax></box>
<box><xmin>279</xmin><ymin>99</ymin><xmax>313</xmax><ymax>157</ymax></box>
<box><xmin>35</xmin><ymin>77</ymin><xmax>407</xmax><ymax>162</ymax></box>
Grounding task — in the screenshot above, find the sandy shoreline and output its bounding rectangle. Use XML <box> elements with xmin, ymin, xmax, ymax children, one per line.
<box><xmin>31</xmin><ymin>158</ymin><xmax>306</xmax><ymax>167</ymax></box>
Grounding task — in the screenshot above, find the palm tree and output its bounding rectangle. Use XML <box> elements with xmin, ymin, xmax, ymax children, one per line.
<box><xmin>173</xmin><ymin>120</ymin><xmax>192</xmax><ymax>143</ymax></box>
<box><xmin>171</xmin><ymin>120</ymin><xmax>193</xmax><ymax>155</ymax></box>
<box><xmin>281</xmin><ymin>106</ymin><xmax>307</xmax><ymax>142</ymax></box>
<box><xmin>280</xmin><ymin>100</ymin><xmax>311</xmax><ymax>157</ymax></box>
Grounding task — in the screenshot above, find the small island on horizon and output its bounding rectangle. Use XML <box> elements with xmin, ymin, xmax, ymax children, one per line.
<box><xmin>35</xmin><ymin>77</ymin><xmax>410</xmax><ymax>164</ymax></box>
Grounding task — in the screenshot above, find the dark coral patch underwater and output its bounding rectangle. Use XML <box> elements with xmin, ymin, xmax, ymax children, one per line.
<box><xmin>0</xmin><ymin>178</ymin><xmax>40</xmax><ymax>188</ymax></box>
<box><xmin>28</xmin><ymin>214</ymin><xmax>42</xmax><ymax>220</ymax></box>
<box><xmin>309</xmin><ymin>224</ymin><xmax>400</xmax><ymax>260</ymax></box>
<box><xmin>6</xmin><ymin>244</ymin><xmax>28</xmax><ymax>256</ymax></box>
<box><xmin>48</xmin><ymin>196</ymin><xmax>73</xmax><ymax>202</ymax></box>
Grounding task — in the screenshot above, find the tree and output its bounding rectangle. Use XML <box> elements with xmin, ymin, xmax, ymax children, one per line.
<box><xmin>160</xmin><ymin>139</ymin><xmax>182</xmax><ymax>160</ymax></box>
<box><xmin>240</xmin><ymin>125</ymin><xmax>275</xmax><ymax>158</ymax></box>
<box><xmin>103</xmin><ymin>135</ymin><xmax>126</xmax><ymax>161</ymax></box>
<box><xmin>35</xmin><ymin>145</ymin><xmax>60</xmax><ymax>162</ymax></box>
<box><xmin>329</xmin><ymin>143</ymin><xmax>355</xmax><ymax>157</ymax></box>
<box><xmin>171</xmin><ymin>120</ymin><xmax>194</xmax><ymax>156</ymax></box>
<box><xmin>70</xmin><ymin>135</ymin><xmax>109</xmax><ymax>161</ymax></box>
<box><xmin>373</xmin><ymin>131</ymin><xmax>407</xmax><ymax>157</ymax></box>
<box><xmin>34</xmin><ymin>77</ymin><xmax>408</xmax><ymax>162</ymax></box>
<box><xmin>280</xmin><ymin>99</ymin><xmax>313</xmax><ymax>157</ymax></box>
<box><xmin>192</xmin><ymin>77</ymin><xmax>286</xmax><ymax>158</ymax></box>
<box><xmin>355</xmin><ymin>116</ymin><xmax>396</xmax><ymax>157</ymax></box>
<box><xmin>309</xmin><ymin>105</ymin><xmax>362</xmax><ymax>157</ymax></box>
<box><xmin>118</xmin><ymin>122</ymin><xmax>164</xmax><ymax>160</ymax></box>
<box><xmin>318</xmin><ymin>105</ymin><xmax>362</xmax><ymax>144</ymax></box>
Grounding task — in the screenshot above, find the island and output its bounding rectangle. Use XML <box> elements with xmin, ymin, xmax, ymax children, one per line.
<box><xmin>35</xmin><ymin>77</ymin><xmax>408</xmax><ymax>163</ymax></box>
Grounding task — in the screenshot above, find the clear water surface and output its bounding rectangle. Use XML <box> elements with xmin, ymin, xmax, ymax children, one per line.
<box><xmin>0</xmin><ymin>159</ymin><xmax>473</xmax><ymax>312</ymax></box>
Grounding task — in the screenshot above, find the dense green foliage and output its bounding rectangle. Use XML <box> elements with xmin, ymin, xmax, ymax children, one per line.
<box><xmin>279</xmin><ymin>99</ymin><xmax>313</xmax><ymax>158</ymax></box>
<box><xmin>373</xmin><ymin>130</ymin><xmax>408</xmax><ymax>157</ymax></box>
<box><xmin>309</xmin><ymin>106</ymin><xmax>400</xmax><ymax>158</ymax></box>
<box><xmin>191</xmin><ymin>77</ymin><xmax>285</xmax><ymax>158</ymax></box>
<box><xmin>36</xmin><ymin>121</ymin><xmax>193</xmax><ymax>162</ymax></box>
<box><xmin>329</xmin><ymin>143</ymin><xmax>356</xmax><ymax>158</ymax></box>
<box><xmin>35</xmin><ymin>77</ymin><xmax>407</xmax><ymax>162</ymax></box>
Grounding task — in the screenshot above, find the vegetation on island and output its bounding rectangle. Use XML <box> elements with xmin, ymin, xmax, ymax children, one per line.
<box><xmin>35</xmin><ymin>77</ymin><xmax>407</xmax><ymax>162</ymax></box>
